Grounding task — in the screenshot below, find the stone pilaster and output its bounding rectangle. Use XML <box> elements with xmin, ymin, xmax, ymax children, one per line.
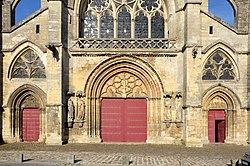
<box><xmin>45</xmin><ymin>0</ymin><xmax>63</xmax><ymax>145</ymax></box>
<box><xmin>183</xmin><ymin>0</ymin><xmax>203</xmax><ymax>146</ymax></box>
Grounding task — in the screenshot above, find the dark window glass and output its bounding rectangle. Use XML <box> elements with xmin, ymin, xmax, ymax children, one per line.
<box><xmin>118</xmin><ymin>7</ymin><xmax>131</xmax><ymax>38</ymax></box>
<box><xmin>101</xmin><ymin>12</ymin><xmax>114</xmax><ymax>38</ymax></box>
<box><xmin>12</xmin><ymin>50</ymin><xmax>46</xmax><ymax>78</ymax></box>
<box><xmin>135</xmin><ymin>12</ymin><xmax>148</xmax><ymax>38</ymax></box>
<box><xmin>202</xmin><ymin>52</ymin><xmax>235</xmax><ymax>80</ymax></box>
<box><xmin>83</xmin><ymin>12</ymin><xmax>98</xmax><ymax>38</ymax></box>
<box><xmin>151</xmin><ymin>12</ymin><xmax>164</xmax><ymax>38</ymax></box>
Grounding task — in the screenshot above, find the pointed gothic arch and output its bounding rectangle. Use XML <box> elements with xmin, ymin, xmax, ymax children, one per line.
<box><xmin>84</xmin><ymin>55</ymin><xmax>164</xmax><ymax>141</ymax></box>
<box><xmin>4</xmin><ymin>84</ymin><xmax>46</xmax><ymax>142</ymax></box>
<box><xmin>202</xmin><ymin>46</ymin><xmax>239</xmax><ymax>81</ymax></box>
<box><xmin>8</xmin><ymin>47</ymin><xmax>46</xmax><ymax>79</ymax></box>
<box><xmin>202</xmin><ymin>85</ymin><xmax>241</xmax><ymax>143</ymax></box>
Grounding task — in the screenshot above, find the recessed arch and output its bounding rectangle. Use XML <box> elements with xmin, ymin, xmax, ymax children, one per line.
<box><xmin>7</xmin><ymin>84</ymin><xmax>46</xmax><ymax>109</ymax></box>
<box><xmin>8</xmin><ymin>42</ymin><xmax>47</xmax><ymax>79</ymax></box>
<box><xmin>10</xmin><ymin>50</ymin><xmax>46</xmax><ymax>79</ymax></box>
<box><xmin>84</xmin><ymin>55</ymin><xmax>164</xmax><ymax>140</ymax></box>
<box><xmin>84</xmin><ymin>55</ymin><xmax>164</xmax><ymax>98</ymax></box>
<box><xmin>202</xmin><ymin>43</ymin><xmax>239</xmax><ymax>81</ymax></box>
<box><xmin>202</xmin><ymin>85</ymin><xmax>240</xmax><ymax>111</ymax></box>
<box><xmin>5</xmin><ymin>84</ymin><xmax>46</xmax><ymax>142</ymax></box>
<box><xmin>202</xmin><ymin>85</ymin><xmax>241</xmax><ymax>143</ymax></box>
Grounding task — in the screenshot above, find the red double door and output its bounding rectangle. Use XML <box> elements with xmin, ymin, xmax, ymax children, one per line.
<box><xmin>22</xmin><ymin>108</ymin><xmax>40</xmax><ymax>142</ymax></box>
<box><xmin>208</xmin><ymin>110</ymin><xmax>226</xmax><ymax>143</ymax></box>
<box><xmin>101</xmin><ymin>99</ymin><xmax>147</xmax><ymax>142</ymax></box>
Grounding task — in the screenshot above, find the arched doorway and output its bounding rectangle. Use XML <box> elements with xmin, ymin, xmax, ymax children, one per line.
<box><xmin>21</xmin><ymin>96</ymin><xmax>40</xmax><ymax>142</ymax></box>
<box><xmin>84</xmin><ymin>55</ymin><xmax>164</xmax><ymax>143</ymax></box>
<box><xmin>6</xmin><ymin>84</ymin><xmax>46</xmax><ymax>142</ymax></box>
<box><xmin>101</xmin><ymin>72</ymin><xmax>148</xmax><ymax>142</ymax></box>
<box><xmin>203</xmin><ymin>86</ymin><xmax>239</xmax><ymax>144</ymax></box>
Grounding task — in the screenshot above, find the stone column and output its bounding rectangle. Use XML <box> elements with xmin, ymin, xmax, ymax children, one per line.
<box><xmin>45</xmin><ymin>0</ymin><xmax>63</xmax><ymax>145</ymax></box>
<box><xmin>183</xmin><ymin>0</ymin><xmax>203</xmax><ymax>147</ymax></box>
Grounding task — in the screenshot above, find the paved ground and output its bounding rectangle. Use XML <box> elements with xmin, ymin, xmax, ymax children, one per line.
<box><xmin>0</xmin><ymin>143</ymin><xmax>249</xmax><ymax>166</ymax></box>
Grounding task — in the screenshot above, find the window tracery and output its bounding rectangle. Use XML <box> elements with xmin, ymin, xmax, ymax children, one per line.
<box><xmin>202</xmin><ymin>52</ymin><xmax>235</xmax><ymax>80</ymax></box>
<box><xmin>81</xmin><ymin>0</ymin><xmax>166</xmax><ymax>39</ymax></box>
<box><xmin>12</xmin><ymin>50</ymin><xmax>46</xmax><ymax>79</ymax></box>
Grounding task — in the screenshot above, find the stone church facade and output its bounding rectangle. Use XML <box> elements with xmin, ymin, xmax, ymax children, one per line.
<box><xmin>0</xmin><ymin>0</ymin><xmax>250</xmax><ymax>147</ymax></box>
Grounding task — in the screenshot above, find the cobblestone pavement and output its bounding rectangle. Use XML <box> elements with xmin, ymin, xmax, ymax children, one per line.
<box><xmin>0</xmin><ymin>143</ymin><xmax>249</xmax><ymax>166</ymax></box>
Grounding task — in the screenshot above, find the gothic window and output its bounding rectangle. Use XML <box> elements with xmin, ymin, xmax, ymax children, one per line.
<box><xmin>118</xmin><ymin>7</ymin><xmax>131</xmax><ymax>38</ymax></box>
<box><xmin>80</xmin><ymin>0</ymin><xmax>167</xmax><ymax>38</ymax></box>
<box><xmin>151</xmin><ymin>12</ymin><xmax>164</xmax><ymax>38</ymax></box>
<box><xmin>13</xmin><ymin>0</ymin><xmax>41</xmax><ymax>24</ymax></box>
<box><xmin>135</xmin><ymin>12</ymin><xmax>148</xmax><ymax>38</ymax></box>
<box><xmin>83</xmin><ymin>12</ymin><xmax>98</xmax><ymax>38</ymax></box>
<box><xmin>101</xmin><ymin>11</ymin><xmax>114</xmax><ymax>38</ymax></box>
<box><xmin>202</xmin><ymin>52</ymin><xmax>235</xmax><ymax>80</ymax></box>
<box><xmin>12</xmin><ymin>50</ymin><xmax>46</xmax><ymax>78</ymax></box>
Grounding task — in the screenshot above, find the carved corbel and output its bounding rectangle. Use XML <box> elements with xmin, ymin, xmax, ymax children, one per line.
<box><xmin>175</xmin><ymin>122</ymin><xmax>183</xmax><ymax>128</ymax></box>
<box><xmin>163</xmin><ymin>91</ymin><xmax>173</xmax><ymax>99</ymax></box>
<box><xmin>192</xmin><ymin>47</ymin><xmax>198</xmax><ymax>59</ymax></box>
<box><xmin>163</xmin><ymin>120</ymin><xmax>171</xmax><ymax>128</ymax></box>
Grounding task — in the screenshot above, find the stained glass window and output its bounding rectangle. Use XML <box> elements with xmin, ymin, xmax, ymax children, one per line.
<box><xmin>135</xmin><ymin>12</ymin><xmax>148</xmax><ymax>38</ymax></box>
<box><xmin>80</xmin><ymin>0</ymin><xmax>166</xmax><ymax>39</ymax></box>
<box><xmin>118</xmin><ymin>7</ymin><xmax>131</xmax><ymax>38</ymax></box>
<box><xmin>202</xmin><ymin>52</ymin><xmax>235</xmax><ymax>80</ymax></box>
<box><xmin>12</xmin><ymin>50</ymin><xmax>46</xmax><ymax>78</ymax></box>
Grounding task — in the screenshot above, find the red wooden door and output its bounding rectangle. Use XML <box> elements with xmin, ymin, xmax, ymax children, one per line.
<box><xmin>208</xmin><ymin>110</ymin><xmax>226</xmax><ymax>143</ymax></box>
<box><xmin>101</xmin><ymin>99</ymin><xmax>123</xmax><ymax>142</ymax></box>
<box><xmin>101</xmin><ymin>99</ymin><xmax>147</xmax><ymax>142</ymax></box>
<box><xmin>22</xmin><ymin>108</ymin><xmax>40</xmax><ymax>142</ymax></box>
<box><xmin>217</xmin><ymin>121</ymin><xmax>225</xmax><ymax>143</ymax></box>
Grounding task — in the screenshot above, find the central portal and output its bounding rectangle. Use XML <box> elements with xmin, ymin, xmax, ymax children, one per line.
<box><xmin>101</xmin><ymin>98</ymin><xmax>147</xmax><ymax>142</ymax></box>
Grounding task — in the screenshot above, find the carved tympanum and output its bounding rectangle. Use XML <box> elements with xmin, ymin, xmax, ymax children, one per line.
<box><xmin>21</xmin><ymin>95</ymin><xmax>39</xmax><ymax>108</ymax></box>
<box><xmin>102</xmin><ymin>72</ymin><xmax>147</xmax><ymax>98</ymax></box>
<box><xmin>208</xmin><ymin>96</ymin><xmax>227</xmax><ymax>109</ymax></box>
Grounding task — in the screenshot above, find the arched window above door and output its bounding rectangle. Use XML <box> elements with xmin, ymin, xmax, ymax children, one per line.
<box><xmin>202</xmin><ymin>51</ymin><xmax>236</xmax><ymax>80</ymax></box>
<box><xmin>80</xmin><ymin>0</ymin><xmax>167</xmax><ymax>39</ymax></box>
<box><xmin>11</xmin><ymin>50</ymin><xmax>46</xmax><ymax>79</ymax></box>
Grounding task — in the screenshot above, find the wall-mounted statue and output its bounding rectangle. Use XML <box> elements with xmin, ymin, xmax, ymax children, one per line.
<box><xmin>163</xmin><ymin>91</ymin><xmax>173</xmax><ymax>121</ymax></box>
<box><xmin>67</xmin><ymin>98</ymin><xmax>75</xmax><ymax>127</ymax></box>
<box><xmin>174</xmin><ymin>92</ymin><xmax>183</xmax><ymax>122</ymax></box>
<box><xmin>163</xmin><ymin>91</ymin><xmax>183</xmax><ymax>128</ymax></box>
<box><xmin>77</xmin><ymin>99</ymin><xmax>86</xmax><ymax>128</ymax></box>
